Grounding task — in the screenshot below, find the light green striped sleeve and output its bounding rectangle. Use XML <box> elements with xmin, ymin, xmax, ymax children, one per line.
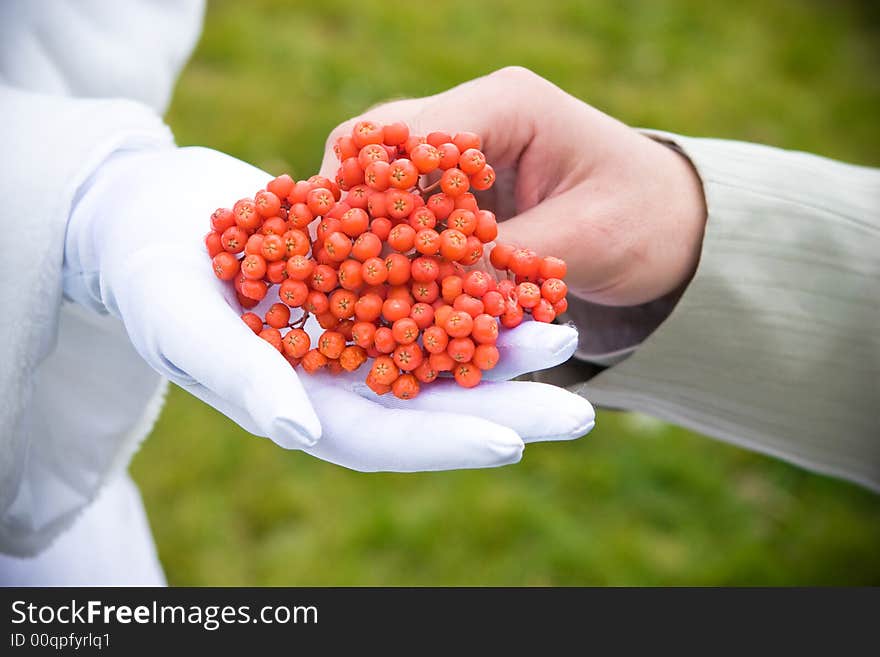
<box><xmin>570</xmin><ymin>133</ymin><xmax>880</xmax><ymax>490</ymax></box>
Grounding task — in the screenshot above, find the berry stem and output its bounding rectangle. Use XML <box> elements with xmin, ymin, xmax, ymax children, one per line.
<box><xmin>419</xmin><ymin>179</ymin><xmax>442</xmax><ymax>195</ymax></box>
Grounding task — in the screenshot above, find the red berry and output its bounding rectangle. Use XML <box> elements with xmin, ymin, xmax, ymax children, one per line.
<box><xmin>221</xmin><ymin>225</ymin><xmax>248</xmax><ymax>254</ymax></box>
<box><xmin>371</xmin><ymin>355</ymin><xmax>399</xmax><ymax>385</ymax></box>
<box><xmin>427</xmin><ymin>131</ymin><xmax>452</xmax><ymax>147</ymax></box>
<box><xmin>282</xmin><ymin>328</ymin><xmax>311</xmax><ymax>359</ymax></box>
<box><xmin>259</xmin><ymin>327</ymin><xmax>283</xmax><ymax>352</ymax></box>
<box><xmin>441</xmin><ymin>276</ymin><xmax>463</xmax><ymax>305</ymax></box>
<box><xmin>423</xmin><ymin>325</ymin><xmax>449</xmax><ymax>354</ymax></box>
<box><xmin>389</xmin><ymin>158</ymin><xmax>419</xmax><ymax>189</ymax></box>
<box><xmin>281</xmin><ymin>229</ymin><xmax>310</xmax><ymax>257</ymax></box>
<box><xmin>351</xmin><ymin>232</ymin><xmax>382</xmax><ymax>261</ymax></box>
<box><xmin>388</xmin><ymin>223</ymin><xmax>416</xmax><ymax>252</ymax></box>
<box><xmin>516</xmin><ymin>282</ymin><xmax>541</xmax><ymax>309</ymax></box>
<box><xmin>392</xmin><ymin>373</ymin><xmax>420</xmax><ymax>399</ymax></box>
<box><xmin>440</xmin><ymin>168</ymin><xmax>469</xmax><ymax>197</ymax></box>
<box><xmin>329</xmin><ymin>289</ymin><xmax>358</xmax><ymax>319</ymax></box>
<box><xmin>414</xmin><ymin>228</ymin><xmax>441</xmax><ymax>256</ymax></box>
<box><xmin>410</xmin><ymin>143</ymin><xmax>441</xmax><ymax>173</ymax></box>
<box><xmin>393</xmin><ymin>343</ymin><xmax>423</xmax><ymax>372</ymax></box>
<box><xmin>255</xmin><ymin>190</ymin><xmax>281</xmax><ymax>218</ymax></box>
<box><xmin>210</xmin><ymin>208</ymin><xmax>236</xmax><ymax>233</ymax></box>
<box><xmin>279</xmin><ymin>279</ymin><xmax>309</xmax><ymax>307</ymax></box>
<box><xmin>482</xmin><ymin>290</ymin><xmax>506</xmax><ymax>316</ymax></box>
<box><xmin>364</xmin><ymin>160</ymin><xmax>391</xmax><ymax>191</ymax></box>
<box><xmin>474</xmin><ymin>210</ymin><xmax>498</xmax><ymax>243</ymax></box>
<box><xmin>340</xmin><ymin>345</ymin><xmax>368</xmax><ymax>372</ymax></box>
<box><xmin>382</xmin><ymin>122</ymin><xmax>410</xmax><ymax>146</ymax></box>
<box><xmin>286</xmin><ymin>255</ymin><xmax>315</xmax><ymax>281</ymax></box>
<box><xmin>352</xmin><ymin>120</ymin><xmax>384</xmax><ymax>148</ymax></box>
<box><xmin>265</xmin><ymin>303</ymin><xmax>291</xmax><ymax>329</ymax></box>
<box><xmin>241</xmin><ymin>312</ymin><xmax>263</xmax><ymax>334</ymax></box>
<box><xmin>413</xmin><ymin>360</ymin><xmax>439</xmax><ymax>384</ymax></box>
<box><xmin>333</xmin><ymin>136</ymin><xmax>358</xmax><ymax>162</ymax></box>
<box><xmin>352</xmin><ymin>321</ymin><xmax>377</xmax><ymax>348</ymax></box>
<box><xmin>448</xmin><ymin>209</ymin><xmax>477</xmax><ymax>236</ymax></box>
<box><xmin>501</xmin><ymin>300</ymin><xmax>524</xmax><ymax>328</ymax></box>
<box><xmin>410</xmin><ymin>302</ymin><xmax>435</xmax><ymax>329</ymax></box>
<box><xmin>385</xmin><ymin>189</ymin><xmax>416</xmax><ymax>219</ymax></box>
<box><xmin>444</xmin><ymin>310</ymin><xmax>474</xmax><ymax>338</ymax></box>
<box><xmin>411</xmin><ymin>280</ymin><xmax>440</xmax><ymax>304</ymax></box>
<box><xmin>384</xmin><ymin>253</ymin><xmax>411</xmax><ymax>285</ymax></box>
<box><xmin>288</xmin><ymin>202</ymin><xmax>314</xmax><ymax>229</ymax></box>
<box><xmin>436</xmin><ymin>142</ymin><xmax>461</xmax><ymax>170</ymax></box>
<box><xmin>311</xmin><ymin>264</ymin><xmax>339</xmax><ymax>293</ymax></box>
<box><xmin>459</xmin><ymin>236</ymin><xmax>484</xmax><ymax>266</ymax></box>
<box><xmin>370</xmin><ymin>217</ymin><xmax>392</xmax><ymax>241</ymax></box>
<box><xmin>374</xmin><ymin>327</ymin><xmax>396</xmax><ymax>354</ymax></box>
<box><xmin>358</xmin><ymin>143</ymin><xmax>390</xmax><ymax>169</ymax></box>
<box><xmin>305</xmin><ymin>290</ymin><xmax>330</xmax><ymax>314</ymax></box>
<box><xmin>426</xmin><ymin>193</ymin><xmax>454</xmax><ymax>220</ymax></box>
<box><xmin>362</xmin><ymin>257</ymin><xmax>389</xmax><ymax>286</ymax></box>
<box><xmin>411</xmin><ymin>256</ymin><xmax>439</xmax><ymax>282</ymax></box>
<box><xmin>205</xmin><ymin>231</ymin><xmax>224</xmax><ymax>257</ymax></box>
<box><xmin>391</xmin><ymin>317</ymin><xmax>420</xmax><ymax>344</ymax></box>
<box><xmin>260</xmin><ymin>234</ymin><xmax>285</xmax><ymax>262</ymax></box>
<box><xmin>439</xmin><ymin>228</ymin><xmax>468</xmax><ymax>261</ymax></box>
<box><xmin>473</xmin><ymin>344</ymin><xmax>499</xmax><ymax>370</ymax></box>
<box><xmin>239</xmin><ymin>253</ymin><xmax>265</xmax><ymax>280</ymax></box>
<box><xmin>452</xmin><ymin>131</ymin><xmax>481</xmax><ymax>152</ymax></box>
<box><xmin>540</xmin><ymin>256</ymin><xmax>568</xmax><ymax>280</ymax></box>
<box><xmin>470</xmin><ymin>164</ymin><xmax>496</xmax><ymax>191</ymax></box>
<box><xmin>307</xmin><ymin>187</ymin><xmax>336</xmax><ymax>216</ymax></box>
<box><xmin>509</xmin><ymin>248</ymin><xmax>540</xmax><ymax>278</ymax></box>
<box><xmin>471</xmin><ymin>314</ymin><xmax>499</xmax><ymax>344</ymax></box>
<box><xmin>541</xmin><ymin>278</ymin><xmax>568</xmax><ymax>304</ymax></box>
<box><xmin>318</xmin><ymin>330</ymin><xmax>346</xmax><ymax>359</ymax></box>
<box><xmin>490</xmin><ymin>243</ymin><xmax>516</xmax><ymax>270</ymax></box>
<box><xmin>233</xmin><ymin>198</ymin><xmax>261</xmax><ymax>231</ymax></box>
<box><xmin>355</xmin><ymin>292</ymin><xmax>384</xmax><ymax>323</ymax></box>
<box><xmin>267</xmin><ymin>174</ymin><xmax>295</xmax><ymax>200</ymax></box>
<box><xmin>532</xmin><ymin>298</ymin><xmax>556</xmax><ymax>323</ymax></box>
<box><xmin>458</xmin><ymin>148</ymin><xmax>486</xmax><ymax>175</ymax></box>
<box><xmin>463</xmin><ymin>270</ymin><xmax>492</xmax><ymax>297</ymax></box>
<box><xmin>453</xmin><ymin>361</ymin><xmax>482</xmax><ymax>388</ymax></box>
<box><xmin>382</xmin><ymin>297</ymin><xmax>412</xmax><ymax>323</ymax></box>
<box><xmin>447</xmin><ymin>336</ymin><xmax>476</xmax><ymax>363</ymax></box>
<box><xmin>453</xmin><ymin>294</ymin><xmax>484</xmax><ymax>318</ymax></box>
<box><xmin>302</xmin><ymin>349</ymin><xmax>329</xmax><ymax>374</ymax></box>
<box><xmin>325</xmin><ymin>231</ymin><xmax>353</xmax><ymax>262</ymax></box>
<box><xmin>429</xmin><ymin>351</ymin><xmax>455</xmax><ymax>372</ymax></box>
<box><xmin>337</xmin><ymin>259</ymin><xmax>364</xmax><ymax>291</ymax></box>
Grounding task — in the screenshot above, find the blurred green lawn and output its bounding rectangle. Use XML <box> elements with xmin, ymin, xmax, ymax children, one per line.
<box><xmin>130</xmin><ymin>0</ymin><xmax>880</xmax><ymax>585</ymax></box>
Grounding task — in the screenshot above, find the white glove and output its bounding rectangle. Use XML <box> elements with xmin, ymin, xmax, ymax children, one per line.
<box><xmin>65</xmin><ymin>146</ymin><xmax>595</xmax><ymax>471</ymax></box>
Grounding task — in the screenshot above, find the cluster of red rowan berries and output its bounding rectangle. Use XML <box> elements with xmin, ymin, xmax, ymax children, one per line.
<box><xmin>205</xmin><ymin>121</ymin><xmax>568</xmax><ymax>399</ymax></box>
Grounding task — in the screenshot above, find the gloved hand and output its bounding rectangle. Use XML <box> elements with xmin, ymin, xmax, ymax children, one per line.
<box><xmin>64</xmin><ymin>145</ymin><xmax>594</xmax><ymax>471</ymax></box>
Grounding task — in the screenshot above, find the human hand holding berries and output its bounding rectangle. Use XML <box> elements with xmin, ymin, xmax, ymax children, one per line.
<box><xmin>320</xmin><ymin>66</ymin><xmax>707</xmax><ymax>309</ymax></box>
<box><xmin>66</xmin><ymin>144</ymin><xmax>594</xmax><ymax>472</ymax></box>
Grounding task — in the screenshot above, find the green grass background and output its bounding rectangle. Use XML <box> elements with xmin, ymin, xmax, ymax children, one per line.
<box><xmin>130</xmin><ymin>0</ymin><xmax>880</xmax><ymax>585</ymax></box>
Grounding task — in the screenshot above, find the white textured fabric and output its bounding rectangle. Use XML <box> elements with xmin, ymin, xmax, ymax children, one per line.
<box><xmin>0</xmin><ymin>474</ymin><xmax>166</xmax><ymax>586</ymax></box>
<box><xmin>0</xmin><ymin>1</ymin><xmax>203</xmax><ymax>556</ymax></box>
<box><xmin>575</xmin><ymin>133</ymin><xmax>880</xmax><ymax>490</ymax></box>
<box><xmin>0</xmin><ymin>0</ymin><xmax>204</xmax><ymax>114</ymax></box>
<box><xmin>66</xmin><ymin>145</ymin><xmax>595</xmax><ymax>473</ymax></box>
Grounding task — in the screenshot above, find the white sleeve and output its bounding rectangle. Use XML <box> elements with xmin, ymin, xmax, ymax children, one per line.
<box><xmin>0</xmin><ymin>0</ymin><xmax>205</xmax><ymax>113</ymax></box>
<box><xmin>571</xmin><ymin>133</ymin><xmax>880</xmax><ymax>491</ymax></box>
<box><xmin>0</xmin><ymin>1</ymin><xmax>203</xmax><ymax>555</ymax></box>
